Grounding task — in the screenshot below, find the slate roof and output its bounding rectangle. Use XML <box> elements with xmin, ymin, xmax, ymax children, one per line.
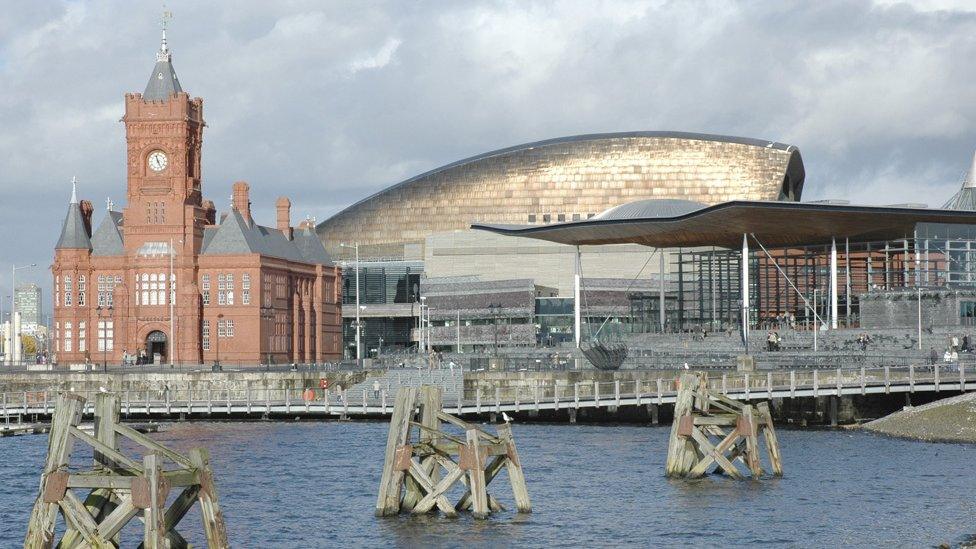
<box><xmin>55</xmin><ymin>202</ymin><xmax>92</xmax><ymax>250</ymax></box>
<box><xmin>143</xmin><ymin>58</ymin><xmax>183</xmax><ymax>101</ymax></box>
<box><xmin>91</xmin><ymin>211</ymin><xmax>124</xmax><ymax>256</ymax></box>
<box><xmin>201</xmin><ymin>208</ymin><xmax>334</xmax><ymax>265</ymax></box>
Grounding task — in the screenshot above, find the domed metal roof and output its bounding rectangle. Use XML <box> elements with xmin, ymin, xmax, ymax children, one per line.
<box><xmin>593</xmin><ymin>199</ymin><xmax>706</xmax><ymax>220</ymax></box>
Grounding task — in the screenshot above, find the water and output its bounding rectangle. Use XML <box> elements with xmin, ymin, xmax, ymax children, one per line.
<box><xmin>2</xmin><ymin>421</ymin><xmax>975</xmax><ymax>548</ymax></box>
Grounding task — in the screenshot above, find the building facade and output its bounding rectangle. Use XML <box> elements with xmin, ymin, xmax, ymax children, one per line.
<box><xmin>51</xmin><ymin>32</ymin><xmax>342</xmax><ymax>366</ymax></box>
<box><xmin>317</xmin><ymin>132</ymin><xmax>805</xmax><ymax>261</ymax></box>
<box><xmin>14</xmin><ymin>284</ymin><xmax>42</xmax><ymax>333</ymax></box>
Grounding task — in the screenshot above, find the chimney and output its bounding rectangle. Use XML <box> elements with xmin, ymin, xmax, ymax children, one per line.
<box><xmin>79</xmin><ymin>200</ymin><xmax>94</xmax><ymax>236</ymax></box>
<box><xmin>276</xmin><ymin>196</ymin><xmax>292</xmax><ymax>240</ymax></box>
<box><xmin>232</xmin><ymin>181</ymin><xmax>252</xmax><ymax>225</ymax></box>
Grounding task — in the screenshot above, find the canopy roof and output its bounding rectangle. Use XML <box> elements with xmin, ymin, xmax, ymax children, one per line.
<box><xmin>472</xmin><ymin>199</ymin><xmax>976</xmax><ymax>249</ymax></box>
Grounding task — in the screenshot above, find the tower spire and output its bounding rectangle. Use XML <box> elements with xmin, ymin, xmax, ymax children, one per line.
<box><xmin>70</xmin><ymin>176</ymin><xmax>78</xmax><ymax>204</ymax></box>
<box><xmin>157</xmin><ymin>8</ymin><xmax>173</xmax><ymax>62</ymax></box>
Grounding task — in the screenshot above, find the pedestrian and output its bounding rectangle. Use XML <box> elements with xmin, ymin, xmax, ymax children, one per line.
<box><xmin>335</xmin><ymin>383</ymin><xmax>344</xmax><ymax>402</ymax></box>
<box><xmin>120</xmin><ymin>349</ymin><xmax>128</xmax><ymax>367</ymax></box>
<box><xmin>930</xmin><ymin>347</ymin><xmax>939</xmax><ymax>365</ymax></box>
<box><xmin>372</xmin><ymin>379</ymin><xmax>381</xmax><ymax>399</ymax></box>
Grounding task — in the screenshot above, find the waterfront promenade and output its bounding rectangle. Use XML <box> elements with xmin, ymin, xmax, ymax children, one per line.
<box><xmin>0</xmin><ymin>364</ymin><xmax>964</xmax><ymax>425</ymax></box>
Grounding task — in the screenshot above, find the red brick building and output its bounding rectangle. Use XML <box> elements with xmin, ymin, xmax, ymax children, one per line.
<box><xmin>51</xmin><ymin>32</ymin><xmax>342</xmax><ymax>366</ymax></box>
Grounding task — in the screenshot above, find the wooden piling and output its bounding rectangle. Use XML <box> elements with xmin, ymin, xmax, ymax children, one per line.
<box><xmin>23</xmin><ymin>392</ymin><xmax>229</xmax><ymax>548</ymax></box>
<box><xmin>665</xmin><ymin>372</ymin><xmax>783</xmax><ymax>480</ymax></box>
<box><xmin>375</xmin><ymin>385</ymin><xmax>531</xmax><ymax>520</ymax></box>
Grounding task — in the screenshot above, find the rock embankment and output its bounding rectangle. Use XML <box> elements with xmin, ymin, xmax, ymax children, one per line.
<box><xmin>864</xmin><ymin>393</ymin><xmax>976</xmax><ymax>443</ymax></box>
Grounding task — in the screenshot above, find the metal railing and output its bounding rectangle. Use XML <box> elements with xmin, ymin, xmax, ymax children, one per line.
<box><xmin>0</xmin><ymin>364</ymin><xmax>967</xmax><ymax>421</ymax></box>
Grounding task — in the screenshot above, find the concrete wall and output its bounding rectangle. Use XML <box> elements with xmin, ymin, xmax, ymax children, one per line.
<box><xmin>0</xmin><ymin>370</ymin><xmax>370</xmax><ymax>402</ymax></box>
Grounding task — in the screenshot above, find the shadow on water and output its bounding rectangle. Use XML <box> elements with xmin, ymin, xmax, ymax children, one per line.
<box><xmin>3</xmin><ymin>421</ymin><xmax>976</xmax><ymax>547</ymax></box>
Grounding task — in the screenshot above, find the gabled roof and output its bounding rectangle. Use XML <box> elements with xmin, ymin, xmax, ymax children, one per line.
<box><xmin>201</xmin><ymin>209</ymin><xmax>334</xmax><ymax>266</ymax></box>
<box><xmin>294</xmin><ymin>227</ymin><xmax>333</xmax><ymax>265</ymax></box>
<box><xmin>91</xmin><ymin>211</ymin><xmax>124</xmax><ymax>256</ymax></box>
<box><xmin>56</xmin><ymin>201</ymin><xmax>92</xmax><ymax>250</ymax></box>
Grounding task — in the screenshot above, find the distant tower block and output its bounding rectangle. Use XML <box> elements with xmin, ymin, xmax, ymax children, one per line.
<box><xmin>665</xmin><ymin>373</ymin><xmax>783</xmax><ymax>479</ymax></box>
<box><xmin>375</xmin><ymin>385</ymin><xmax>531</xmax><ymax>519</ymax></box>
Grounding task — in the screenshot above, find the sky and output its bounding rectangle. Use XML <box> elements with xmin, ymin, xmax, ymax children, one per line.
<box><xmin>1</xmin><ymin>0</ymin><xmax>976</xmax><ymax>315</ymax></box>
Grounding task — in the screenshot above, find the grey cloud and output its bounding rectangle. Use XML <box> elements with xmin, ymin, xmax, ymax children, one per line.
<box><xmin>1</xmin><ymin>0</ymin><xmax>975</xmax><ymax>307</ymax></box>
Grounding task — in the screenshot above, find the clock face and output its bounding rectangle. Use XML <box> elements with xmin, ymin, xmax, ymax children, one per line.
<box><xmin>147</xmin><ymin>150</ymin><xmax>168</xmax><ymax>172</ymax></box>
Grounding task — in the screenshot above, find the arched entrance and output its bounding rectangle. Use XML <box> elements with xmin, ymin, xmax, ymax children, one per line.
<box><xmin>145</xmin><ymin>330</ymin><xmax>167</xmax><ymax>365</ymax></box>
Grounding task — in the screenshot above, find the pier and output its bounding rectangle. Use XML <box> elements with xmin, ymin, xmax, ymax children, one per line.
<box><xmin>0</xmin><ymin>364</ymin><xmax>965</xmax><ymax>424</ymax></box>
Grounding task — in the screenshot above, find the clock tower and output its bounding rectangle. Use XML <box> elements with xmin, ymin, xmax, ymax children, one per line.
<box><xmin>122</xmin><ymin>23</ymin><xmax>208</xmax><ymax>257</ymax></box>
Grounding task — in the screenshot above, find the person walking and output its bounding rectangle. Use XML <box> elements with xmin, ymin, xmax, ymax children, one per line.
<box><xmin>372</xmin><ymin>379</ymin><xmax>381</xmax><ymax>400</ymax></box>
<box><xmin>930</xmin><ymin>347</ymin><xmax>939</xmax><ymax>365</ymax></box>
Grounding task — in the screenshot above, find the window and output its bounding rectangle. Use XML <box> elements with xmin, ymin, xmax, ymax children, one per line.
<box><xmin>242</xmin><ymin>274</ymin><xmax>250</xmax><ymax>304</ymax></box>
<box><xmin>203</xmin><ymin>290</ymin><xmax>211</xmax><ymax>306</ymax></box>
<box><xmin>542</xmin><ymin>214</ymin><xmax>551</xmax><ymax>223</ymax></box>
<box><xmin>226</xmin><ymin>274</ymin><xmax>234</xmax><ymax>305</ymax></box>
<box><xmin>202</xmin><ymin>274</ymin><xmax>210</xmax><ymax>290</ymax></box>
<box><xmin>64</xmin><ymin>276</ymin><xmax>73</xmax><ymax>307</ymax></box>
<box><xmin>528</xmin><ymin>214</ymin><xmax>537</xmax><ymax>223</ymax></box>
<box><xmin>55</xmin><ymin>276</ymin><xmax>60</xmax><ymax>307</ymax></box>
<box><xmin>557</xmin><ymin>214</ymin><xmax>565</xmax><ymax>222</ymax></box>
<box><xmin>572</xmin><ymin>213</ymin><xmax>581</xmax><ymax>221</ymax></box>
<box><xmin>78</xmin><ymin>275</ymin><xmax>86</xmax><ymax>306</ymax></box>
<box><xmin>55</xmin><ymin>322</ymin><xmax>60</xmax><ymax>352</ymax></box>
<box><xmin>217</xmin><ymin>274</ymin><xmax>227</xmax><ymax>305</ymax></box>
<box><xmin>202</xmin><ymin>321</ymin><xmax>211</xmax><ymax>351</ymax></box>
<box><xmin>97</xmin><ymin>275</ymin><xmax>106</xmax><ymax>307</ymax></box>
<box><xmin>170</xmin><ymin>273</ymin><xmax>176</xmax><ymax>304</ymax></box>
<box><xmin>97</xmin><ymin>320</ymin><xmax>114</xmax><ymax>352</ymax></box>
<box><xmin>64</xmin><ymin>321</ymin><xmax>73</xmax><ymax>352</ymax></box>
<box><xmin>78</xmin><ymin>321</ymin><xmax>86</xmax><ymax>353</ymax></box>
<box><xmin>217</xmin><ymin>319</ymin><xmax>234</xmax><ymax>338</ymax></box>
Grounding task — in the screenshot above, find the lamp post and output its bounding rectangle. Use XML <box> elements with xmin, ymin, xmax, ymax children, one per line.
<box><xmin>812</xmin><ymin>289</ymin><xmax>819</xmax><ymax>353</ymax></box>
<box><xmin>339</xmin><ymin>242</ymin><xmax>361</xmax><ymax>361</ymax></box>
<box><xmin>96</xmin><ymin>305</ymin><xmax>113</xmax><ymax>372</ymax></box>
<box><xmin>419</xmin><ymin>296</ymin><xmax>427</xmax><ymax>354</ymax></box>
<box><xmin>214</xmin><ymin>313</ymin><xmax>224</xmax><ymax>370</ymax></box>
<box><xmin>260</xmin><ymin>306</ymin><xmax>274</xmax><ymax>366</ymax></box>
<box><xmin>489</xmin><ymin>303</ymin><xmax>500</xmax><ymax>357</ymax></box>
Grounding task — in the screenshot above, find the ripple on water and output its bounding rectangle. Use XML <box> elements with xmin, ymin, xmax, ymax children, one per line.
<box><xmin>1</xmin><ymin>423</ymin><xmax>975</xmax><ymax>547</ymax></box>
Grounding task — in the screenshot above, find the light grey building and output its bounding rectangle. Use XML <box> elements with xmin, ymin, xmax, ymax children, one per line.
<box><xmin>15</xmin><ymin>283</ymin><xmax>42</xmax><ymax>332</ymax></box>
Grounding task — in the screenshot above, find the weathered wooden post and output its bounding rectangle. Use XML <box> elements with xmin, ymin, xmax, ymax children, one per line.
<box><xmin>375</xmin><ymin>385</ymin><xmax>531</xmax><ymax>519</ymax></box>
<box><xmin>665</xmin><ymin>372</ymin><xmax>783</xmax><ymax>480</ymax></box>
<box><xmin>23</xmin><ymin>392</ymin><xmax>229</xmax><ymax>548</ymax></box>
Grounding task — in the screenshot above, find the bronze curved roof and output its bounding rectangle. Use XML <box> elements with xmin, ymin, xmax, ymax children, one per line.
<box><xmin>471</xmin><ymin>200</ymin><xmax>976</xmax><ymax>249</ymax></box>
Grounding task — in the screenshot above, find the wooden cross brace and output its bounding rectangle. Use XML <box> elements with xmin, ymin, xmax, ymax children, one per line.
<box><xmin>376</xmin><ymin>386</ymin><xmax>532</xmax><ymax>519</ymax></box>
<box><xmin>24</xmin><ymin>393</ymin><xmax>229</xmax><ymax>549</ymax></box>
<box><xmin>666</xmin><ymin>374</ymin><xmax>784</xmax><ymax>480</ymax></box>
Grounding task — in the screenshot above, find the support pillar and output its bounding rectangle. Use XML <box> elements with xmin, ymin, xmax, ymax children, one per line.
<box><xmin>574</xmin><ymin>246</ymin><xmax>582</xmax><ymax>348</ymax></box>
<box><xmin>829</xmin><ymin>395</ymin><xmax>838</xmax><ymax>427</ymax></box>
<box><xmin>741</xmin><ymin>234</ymin><xmax>749</xmax><ymax>350</ymax></box>
<box><xmin>830</xmin><ymin>237</ymin><xmax>838</xmax><ymax>329</ymax></box>
<box><xmin>647</xmin><ymin>403</ymin><xmax>659</xmax><ymax>425</ymax></box>
<box><xmin>658</xmin><ymin>249</ymin><xmax>666</xmax><ymax>332</ymax></box>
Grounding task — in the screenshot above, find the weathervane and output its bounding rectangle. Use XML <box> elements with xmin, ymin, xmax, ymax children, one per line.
<box><xmin>70</xmin><ymin>176</ymin><xmax>78</xmax><ymax>204</ymax></box>
<box><xmin>157</xmin><ymin>6</ymin><xmax>173</xmax><ymax>61</ymax></box>
<box><xmin>106</xmin><ymin>196</ymin><xmax>115</xmax><ymax>211</ymax></box>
